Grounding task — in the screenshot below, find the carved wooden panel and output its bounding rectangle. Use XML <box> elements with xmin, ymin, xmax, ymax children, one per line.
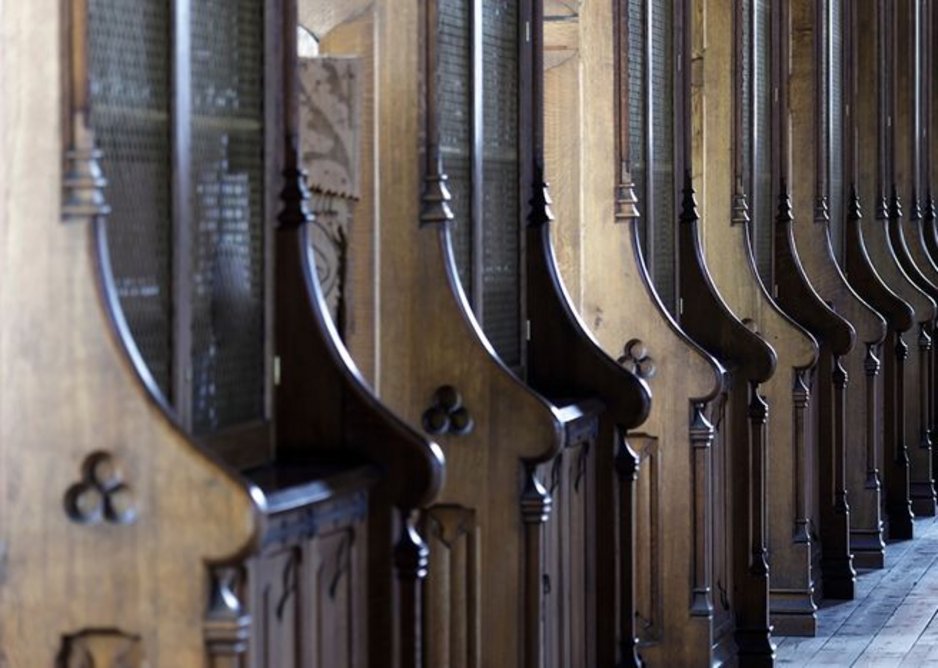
<box><xmin>58</xmin><ymin>630</ymin><xmax>143</xmax><ymax>668</ymax></box>
<box><xmin>298</xmin><ymin>55</ymin><xmax>362</xmax><ymax>328</ymax></box>
<box><xmin>538</xmin><ymin>436</ymin><xmax>593</xmax><ymax>668</ymax></box>
<box><xmin>248</xmin><ymin>519</ymin><xmax>367</xmax><ymax>668</ymax></box>
<box><xmin>422</xmin><ymin>505</ymin><xmax>480</xmax><ymax>668</ymax></box>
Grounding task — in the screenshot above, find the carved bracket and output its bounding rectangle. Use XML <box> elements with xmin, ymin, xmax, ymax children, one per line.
<box><xmin>422</xmin><ymin>386</ymin><xmax>473</xmax><ymax>436</ymax></box>
<box><xmin>64</xmin><ymin>452</ymin><xmax>136</xmax><ymax>525</ymax></box>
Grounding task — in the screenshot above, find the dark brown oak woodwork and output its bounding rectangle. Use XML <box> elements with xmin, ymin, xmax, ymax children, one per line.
<box><xmin>30</xmin><ymin>1</ymin><xmax>445</xmax><ymax>666</ymax></box>
<box><xmin>0</xmin><ymin>1</ymin><xmax>262</xmax><ymax>663</ymax></box>
<box><xmin>891</xmin><ymin>0</ymin><xmax>938</xmax><ymax>518</ymax></box>
<box><xmin>692</xmin><ymin>0</ymin><xmax>822</xmax><ymax>639</ymax></box>
<box><xmin>542</xmin><ymin>1</ymin><xmax>725</xmax><ymax>664</ymax></box>
<box><xmin>788</xmin><ymin>0</ymin><xmax>890</xmax><ymax>573</ymax></box>
<box><xmin>847</xmin><ymin>0</ymin><xmax>933</xmax><ymax>541</ymax></box>
<box><xmin>784</xmin><ymin>0</ymin><xmax>878</xmax><ymax>595</ymax></box>
<box><xmin>678</xmin><ymin>173</ymin><xmax>777</xmax><ymax>664</ymax></box>
<box><xmin>365</xmin><ymin>2</ymin><xmax>601</xmax><ymax>667</ymax></box>
<box><xmin>525</xmin><ymin>3</ymin><xmax>653</xmax><ymax>666</ymax></box>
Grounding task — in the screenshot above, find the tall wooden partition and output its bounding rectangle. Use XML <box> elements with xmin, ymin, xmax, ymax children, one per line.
<box><xmin>541</xmin><ymin>0</ymin><xmax>723</xmax><ymax>664</ymax></box>
<box><xmin>523</xmin><ymin>3</ymin><xmax>655</xmax><ymax>666</ymax></box>
<box><xmin>689</xmin><ymin>0</ymin><xmax>823</xmax><ymax>638</ymax></box>
<box><xmin>891</xmin><ymin>0</ymin><xmax>938</xmax><ymax>516</ymax></box>
<box><xmin>777</xmin><ymin>0</ymin><xmax>861</xmax><ymax>599</ymax></box>
<box><xmin>788</xmin><ymin>0</ymin><xmax>890</xmax><ymax>571</ymax></box>
<box><xmin>678</xmin><ymin>176</ymin><xmax>778</xmax><ymax>664</ymax></box>
<box><xmin>358</xmin><ymin>2</ymin><xmax>652</xmax><ymax>667</ymax></box>
<box><xmin>4</xmin><ymin>0</ymin><xmax>446</xmax><ymax>666</ymax></box>
<box><xmin>847</xmin><ymin>0</ymin><xmax>933</xmax><ymax>541</ymax></box>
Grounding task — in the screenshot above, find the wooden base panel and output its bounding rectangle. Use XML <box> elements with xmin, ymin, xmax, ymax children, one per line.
<box><xmin>851</xmin><ymin>530</ymin><xmax>887</xmax><ymax>569</ymax></box>
<box><xmin>770</xmin><ymin>591</ymin><xmax>819</xmax><ymax>637</ymax></box>
<box><xmin>820</xmin><ymin>557</ymin><xmax>857</xmax><ymax>599</ymax></box>
<box><xmin>733</xmin><ymin>627</ymin><xmax>776</xmax><ymax>666</ymax></box>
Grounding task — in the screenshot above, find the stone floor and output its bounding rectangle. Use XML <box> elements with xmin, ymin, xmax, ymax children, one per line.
<box><xmin>776</xmin><ymin>516</ymin><xmax>938</xmax><ymax>666</ymax></box>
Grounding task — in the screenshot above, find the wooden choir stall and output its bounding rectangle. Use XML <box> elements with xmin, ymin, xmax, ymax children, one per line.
<box><xmin>4</xmin><ymin>0</ymin><xmax>938</xmax><ymax>665</ymax></box>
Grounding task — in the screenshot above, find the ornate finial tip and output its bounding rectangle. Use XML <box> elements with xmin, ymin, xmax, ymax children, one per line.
<box><xmin>615</xmin><ymin>181</ymin><xmax>641</xmax><ymax>221</ymax></box>
<box><xmin>680</xmin><ymin>175</ymin><xmax>700</xmax><ymax>224</ymax></box>
<box><xmin>776</xmin><ymin>188</ymin><xmax>794</xmax><ymax>223</ymax></box>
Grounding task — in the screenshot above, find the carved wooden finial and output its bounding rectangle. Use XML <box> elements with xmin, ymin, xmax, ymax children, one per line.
<box><xmin>62</xmin><ymin>124</ymin><xmax>111</xmax><ymax>224</ymax></box>
<box><xmin>776</xmin><ymin>179</ymin><xmax>794</xmax><ymax>225</ymax></box>
<box><xmin>731</xmin><ymin>177</ymin><xmax>750</xmax><ymax>225</ymax></box>
<box><xmin>680</xmin><ymin>170</ymin><xmax>700</xmax><ymax>225</ymax></box>
<box><xmin>527</xmin><ymin>163</ymin><xmax>556</xmax><ymax>229</ymax></box>
<box><xmin>278</xmin><ymin>165</ymin><xmax>316</xmax><ymax>229</ymax></box>
<box><xmin>814</xmin><ymin>195</ymin><xmax>830</xmax><ymax>224</ymax></box>
<box><xmin>889</xmin><ymin>183</ymin><xmax>903</xmax><ymax>221</ymax></box>
<box><xmin>615</xmin><ymin>161</ymin><xmax>641</xmax><ymax>222</ymax></box>
<box><xmin>520</xmin><ymin>467</ymin><xmax>552</xmax><ymax>524</ymax></box>
<box><xmin>204</xmin><ymin>566</ymin><xmax>251</xmax><ymax>660</ymax></box>
<box><xmin>848</xmin><ymin>183</ymin><xmax>863</xmax><ymax>222</ymax></box>
<box><xmin>875</xmin><ymin>191</ymin><xmax>890</xmax><ymax>220</ymax></box>
<box><xmin>910</xmin><ymin>187</ymin><xmax>923</xmax><ymax>221</ymax></box>
<box><xmin>420</xmin><ymin>151</ymin><xmax>455</xmax><ymax>227</ymax></box>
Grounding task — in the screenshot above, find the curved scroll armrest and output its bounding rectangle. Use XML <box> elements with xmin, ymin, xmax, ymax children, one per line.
<box><xmin>525</xmin><ymin>171</ymin><xmax>652</xmax><ymax>430</ymax></box>
<box><xmin>676</xmin><ymin>173</ymin><xmax>777</xmax><ymax>383</ymax></box>
<box><xmin>775</xmin><ymin>185</ymin><xmax>855</xmax><ymax>356</ymax></box>
<box><xmin>275</xmin><ymin>167</ymin><xmax>444</xmax><ymax>512</ymax></box>
<box><xmin>844</xmin><ymin>186</ymin><xmax>915</xmax><ymax>332</ymax></box>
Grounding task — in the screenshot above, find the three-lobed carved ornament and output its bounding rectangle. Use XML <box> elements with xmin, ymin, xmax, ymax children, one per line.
<box><xmin>57</xmin><ymin>629</ymin><xmax>143</xmax><ymax>668</ymax></box>
<box><xmin>422</xmin><ymin>385</ymin><xmax>474</xmax><ymax>436</ymax></box>
<box><xmin>64</xmin><ymin>452</ymin><xmax>136</xmax><ymax>525</ymax></box>
<box><xmin>617</xmin><ymin>339</ymin><xmax>656</xmax><ymax>380</ymax></box>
